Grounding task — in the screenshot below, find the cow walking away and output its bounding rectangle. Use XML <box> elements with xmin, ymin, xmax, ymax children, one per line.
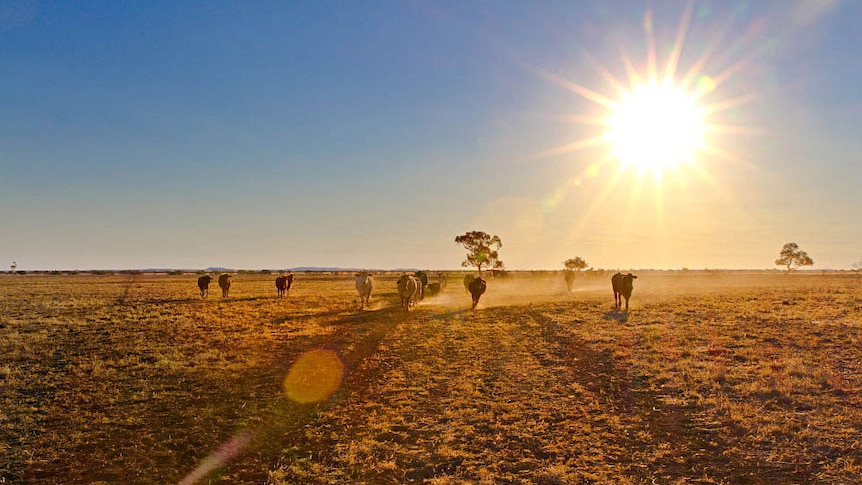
<box><xmin>463</xmin><ymin>274</ymin><xmax>474</xmax><ymax>292</ymax></box>
<box><xmin>396</xmin><ymin>274</ymin><xmax>419</xmax><ymax>311</ymax></box>
<box><xmin>425</xmin><ymin>282</ymin><xmax>441</xmax><ymax>296</ymax></box>
<box><xmin>218</xmin><ymin>274</ymin><xmax>232</xmax><ymax>298</ymax></box>
<box><xmin>414</xmin><ymin>271</ymin><xmax>428</xmax><ymax>302</ymax></box>
<box><xmin>564</xmin><ymin>270</ymin><xmax>575</xmax><ymax>292</ymax></box>
<box><xmin>468</xmin><ymin>276</ymin><xmax>487</xmax><ymax>310</ymax></box>
<box><xmin>355</xmin><ymin>271</ymin><xmax>373</xmax><ymax>309</ymax></box>
<box><xmin>437</xmin><ymin>272</ymin><xmax>448</xmax><ymax>289</ymax></box>
<box><xmin>197</xmin><ymin>275</ymin><xmax>213</xmax><ymax>298</ymax></box>
<box><xmin>612</xmin><ymin>272</ymin><xmax>637</xmax><ymax>312</ymax></box>
<box><xmin>275</xmin><ymin>273</ymin><xmax>294</xmax><ymax>298</ymax></box>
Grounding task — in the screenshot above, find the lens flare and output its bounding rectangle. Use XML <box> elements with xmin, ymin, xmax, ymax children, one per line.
<box><xmin>283</xmin><ymin>349</ymin><xmax>344</xmax><ymax>404</ymax></box>
<box><xmin>178</xmin><ymin>430</ymin><xmax>253</xmax><ymax>485</ymax></box>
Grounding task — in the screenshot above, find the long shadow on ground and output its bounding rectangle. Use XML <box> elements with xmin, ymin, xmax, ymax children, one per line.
<box><xmin>526</xmin><ymin>307</ymin><xmax>815</xmax><ymax>484</ymax></box>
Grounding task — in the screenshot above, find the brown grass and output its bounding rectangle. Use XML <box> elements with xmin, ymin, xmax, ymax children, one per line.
<box><xmin>1</xmin><ymin>271</ymin><xmax>861</xmax><ymax>484</ymax></box>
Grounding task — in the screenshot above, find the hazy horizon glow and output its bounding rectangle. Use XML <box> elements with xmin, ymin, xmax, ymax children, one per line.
<box><xmin>3</xmin><ymin>1</ymin><xmax>861</xmax><ymax>271</ymax></box>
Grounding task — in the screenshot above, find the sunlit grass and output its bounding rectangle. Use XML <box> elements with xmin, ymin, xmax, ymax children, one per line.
<box><xmin>1</xmin><ymin>272</ymin><xmax>861</xmax><ymax>483</ymax></box>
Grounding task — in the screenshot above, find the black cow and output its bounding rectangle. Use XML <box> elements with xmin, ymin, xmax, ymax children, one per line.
<box><xmin>468</xmin><ymin>277</ymin><xmax>487</xmax><ymax>310</ymax></box>
<box><xmin>611</xmin><ymin>273</ymin><xmax>638</xmax><ymax>312</ymax></box>
<box><xmin>414</xmin><ymin>271</ymin><xmax>428</xmax><ymax>301</ymax></box>
<box><xmin>197</xmin><ymin>275</ymin><xmax>213</xmax><ymax>298</ymax></box>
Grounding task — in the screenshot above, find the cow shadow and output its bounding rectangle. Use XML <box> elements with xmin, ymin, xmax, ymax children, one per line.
<box><xmin>427</xmin><ymin>309</ymin><xmax>470</xmax><ymax>320</ymax></box>
<box><xmin>603</xmin><ymin>310</ymin><xmax>629</xmax><ymax>323</ymax></box>
<box><xmin>270</xmin><ymin>309</ymin><xmax>343</xmax><ymax>325</ymax></box>
<box><xmin>222</xmin><ymin>296</ymin><xmax>270</xmax><ymax>302</ymax></box>
<box><xmin>143</xmin><ymin>298</ymin><xmax>200</xmax><ymax>305</ymax></box>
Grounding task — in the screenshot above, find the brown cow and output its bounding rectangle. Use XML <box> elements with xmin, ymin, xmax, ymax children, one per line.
<box><xmin>197</xmin><ymin>275</ymin><xmax>213</xmax><ymax>298</ymax></box>
<box><xmin>218</xmin><ymin>274</ymin><xmax>232</xmax><ymax>298</ymax></box>
<box><xmin>463</xmin><ymin>274</ymin><xmax>474</xmax><ymax>292</ymax></box>
<box><xmin>275</xmin><ymin>273</ymin><xmax>294</xmax><ymax>298</ymax></box>
<box><xmin>414</xmin><ymin>271</ymin><xmax>428</xmax><ymax>301</ymax></box>
<box><xmin>564</xmin><ymin>270</ymin><xmax>575</xmax><ymax>292</ymax></box>
<box><xmin>425</xmin><ymin>282</ymin><xmax>441</xmax><ymax>296</ymax></box>
<box><xmin>468</xmin><ymin>277</ymin><xmax>487</xmax><ymax>310</ymax></box>
<box><xmin>611</xmin><ymin>272</ymin><xmax>637</xmax><ymax>312</ymax></box>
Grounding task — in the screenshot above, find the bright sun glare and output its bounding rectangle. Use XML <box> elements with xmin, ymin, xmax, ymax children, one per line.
<box><xmin>606</xmin><ymin>81</ymin><xmax>705</xmax><ymax>175</ymax></box>
<box><xmin>532</xmin><ymin>0</ymin><xmax>765</xmax><ymax>231</ymax></box>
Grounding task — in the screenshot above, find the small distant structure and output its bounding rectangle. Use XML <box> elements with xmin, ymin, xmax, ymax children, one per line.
<box><xmin>10</xmin><ymin>261</ymin><xmax>16</xmax><ymax>272</ymax></box>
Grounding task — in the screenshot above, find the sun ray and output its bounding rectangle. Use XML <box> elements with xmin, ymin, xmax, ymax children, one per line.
<box><xmin>622</xmin><ymin>170</ymin><xmax>649</xmax><ymax>230</ymax></box>
<box><xmin>700</xmin><ymin>144</ymin><xmax>757</xmax><ymax>171</ymax></box>
<box><xmin>572</xmin><ymin>159</ymin><xmax>628</xmax><ymax>233</ymax></box>
<box><xmin>701</xmin><ymin>92</ymin><xmax>760</xmax><ymax>114</ymax></box>
<box><xmin>533</xmin><ymin>3</ymin><xmax>773</xmax><ymax>240</ymax></box>
<box><xmin>643</xmin><ymin>9</ymin><xmax>658</xmax><ymax>84</ymax></box>
<box><xmin>578</xmin><ymin>49</ymin><xmax>630</xmax><ymax>97</ymax></box>
<box><xmin>685</xmin><ymin>159</ymin><xmax>745</xmax><ymax>209</ymax></box>
<box><xmin>529</xmin><ymin>135</ymin><xmax>608</xmax><ymax>162</ymax></box>
<box><xmin>618</xmin><ymin>49</ymin><xmax>644</xmax><ymax>89</ymax></box>
<box><xmin>527</xmin><ymin>64</ymin><xmax>616</xmax><ymax>108</ymax></box>
<box><xmin>693</xmin><ymin>25</ymin><xmax>784</xmax><ymax>98</ymax></box>
<box><xmin>663</xmin><ymin>0</ymin><xmax>696</xmax><ymax>84</ymax></box>
<box><xmin>704</xmin><ymin>123</ymin><xmax>771</xmax><ymax>136</ymax></box>
<box><xmin>551</xmin><ymin>114</ymin><xmax>610</xmax><ymax>126</ymax></box>
<box><xmin>652</xmin><ymin>174</ymin><xmax>665</xmax><ymax>229</ymax></box>
<box><xmin>677</xmin><ymin>55</ymin><xmax>715</xmax><ymax>92</ymax></box>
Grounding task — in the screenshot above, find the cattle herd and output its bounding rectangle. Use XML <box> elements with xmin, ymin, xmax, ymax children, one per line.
<box><xmin>195</xmin><ymin>270</ymin><xmax>638</xmax><ymax>312</ymax></box>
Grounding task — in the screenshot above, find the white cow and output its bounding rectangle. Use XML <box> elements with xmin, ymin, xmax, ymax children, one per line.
<box><xmin>355</xmin><ymin>271</ymin><xmax>373</xmax><ymax>309</ymax></box>
<box><xmin>396</xmin><ymin>274</ymin><xmax>419</xmax><ymax>311</ymax></box>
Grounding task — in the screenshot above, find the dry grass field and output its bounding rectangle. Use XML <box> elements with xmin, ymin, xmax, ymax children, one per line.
<box><xmin>2</xmin><ymin>271</ymin><xmax>861</xmax><ymax>484</ymax></box>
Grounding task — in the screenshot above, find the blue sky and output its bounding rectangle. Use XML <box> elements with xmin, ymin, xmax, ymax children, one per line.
<box><xmin>2</xmin><ymin>0</ymin><xmax>860</xmax><ymax>270</ymax></box>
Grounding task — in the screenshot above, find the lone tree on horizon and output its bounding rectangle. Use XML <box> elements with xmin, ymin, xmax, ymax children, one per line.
<box><xmin>775</xmin><ymin>242</ymin><xmax>813</xmax><ymax>272</ymax></box>
<box><xmin>562</xmin><ymin>257</ymin><xmax>588</xmax><ymax>292</ymax></box>
<box><xmin>563</xmin><ymin>257</ymin><xmax>589</xmax><ymax>272</ymax></box>
<box><xmin>454</xmin><ymin>231</ymin><xmax>503</xmax><ymax>274</ymax></box>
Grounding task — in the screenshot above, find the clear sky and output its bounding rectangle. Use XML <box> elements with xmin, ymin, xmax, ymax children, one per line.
<box><xmin>2</xmin><ymin>0</ymin><xmax>860</xmax><ymax>271</ymax></box>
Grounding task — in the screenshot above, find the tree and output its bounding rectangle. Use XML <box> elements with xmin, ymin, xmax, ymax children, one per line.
<box><xmin>562</xmin><ymin>257</ymin><xmax>588</xmax><ymax>292</ymax></box>
<box><xmin>454</xmin><ymin>231</ymin><xmax>503</xmax><ymax>274</ymax></box>
<box><xmin>774</xmin><ymin>242</ymin><xmax>813</xmax><ymax>271</ymax></box>
<box><xmin>563</xmin><ymin>257</ymin><xmax>589</xmax><ymax>272</ymax></box>
<box><xmin>852</xmin><ymin>260</ymin><xmax>862</xmax><ymax>272</ymax></box>
<box><xmin>10</xmin><ymin>261</ymin><xmax>16</xmax><ymax>272</ymax></box>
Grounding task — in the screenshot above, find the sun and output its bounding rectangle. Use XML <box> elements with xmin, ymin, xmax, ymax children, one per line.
<box><xmin>606</xmin><ymin>81</ymin><xmax>706</xmax><ymax>176</ymax></box>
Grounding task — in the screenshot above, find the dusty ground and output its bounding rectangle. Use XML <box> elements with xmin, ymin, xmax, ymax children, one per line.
<box><xmin>1</xmin><ymin>271</ymin><xmax>861</xmax><ymax>484</ymax></box>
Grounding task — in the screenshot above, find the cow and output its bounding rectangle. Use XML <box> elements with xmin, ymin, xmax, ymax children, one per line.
<box><xmin>612</xmin><ymin>272</ymin><xmax>638</xmax><ymax>312</ymax></box>
<box><xmin>414</xmin><ymin>271</ymin><xmax>428</xmax><ymax>301</ymax></box>
<box><xmin>564</xmin><ymin>270</ymin><xmax>575</xmax><ymax>292</ymax></box>
<box><xmin>355</xmin><ymin>271</ymin><xmax>373</xmax><ymax>309</ymax></box>
<box><xmin>426</xmin><ymin>282</ymin><xmax>441</xmax><ymax>296</ymax></box>
<box><xmin>468</xmin><ymin>277</ymin><xmax>487</xmax><ymax>309</ymax></box>
<box><xmin>218</xmin><ymin>274</ymin><xmax>232</xmax><ymax>298</ymax></box>
<box><xmin>396</xmin><ymin>274</ymin><xmax>419</xmax><ymax>311</ymax></box>
<box><xmin>463</xmin><ymin>274</ymin><xmax>474</xmax><ymax>292</ymax></box>
<box><xmin>197</xmin><ymin>275</ymin><xmax>213</xmax><ymax>298</ymax></box>
<box><xmin>275</xmin><ymin>273</ymin><xmax>294</xmax><ymax>298</ymax></box>
<box><xmin>437</xmin><ymin>272</ymin><xmax>448</xmax><ymax>289</ymax></box>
